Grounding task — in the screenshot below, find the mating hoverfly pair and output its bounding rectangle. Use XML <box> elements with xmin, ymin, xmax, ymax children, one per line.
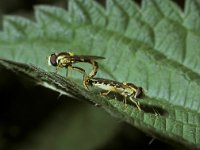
<box><xmin>48</xmin><ymin>51</ymin><xmax>143</xmax><ymax>111</ymax></box>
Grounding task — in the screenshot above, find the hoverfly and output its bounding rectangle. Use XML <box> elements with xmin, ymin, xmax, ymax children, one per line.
<box><xmin>48</xmin><ymin>51</ymin><xmax>105</xmax><ymax>89</ymax></box>
<box><xmin>88</xmin><ymin>78</ymin><xmax>143</xmax><ymax>111</ymax></box>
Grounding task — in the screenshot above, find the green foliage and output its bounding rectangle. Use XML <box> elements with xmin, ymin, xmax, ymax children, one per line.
<box><xmin>0</xmin><ymin>0</ymin><xmax>200</xmax><ymax>149</ymax></box>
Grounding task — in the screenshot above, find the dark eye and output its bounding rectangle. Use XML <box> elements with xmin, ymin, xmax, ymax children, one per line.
<box><xmin>50</xmin><ymin>53</ymin><xmax>57</xmax><ymax>66</ymax></box>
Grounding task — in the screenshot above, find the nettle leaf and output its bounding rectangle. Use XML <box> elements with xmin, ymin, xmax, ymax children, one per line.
<box><xmin>0</xmin><ymin>0</ymin><xmax>200</xmax><ymax>149</ymax></box>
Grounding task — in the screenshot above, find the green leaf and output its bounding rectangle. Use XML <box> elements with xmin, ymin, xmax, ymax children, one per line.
<box><xmin>0</xmin><ymin>0</ymin><xmax>200</xmax><ymax>149</ymax></box>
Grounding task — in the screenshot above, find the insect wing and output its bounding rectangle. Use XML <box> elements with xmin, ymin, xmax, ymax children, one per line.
<box><xmin>72</xmin><ymin>55</ymin><xmax>105</xmax><ymax>61</ymax></box>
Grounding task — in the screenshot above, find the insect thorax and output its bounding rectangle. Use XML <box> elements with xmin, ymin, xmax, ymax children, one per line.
<box><xmin>121</xmin><ymin>87</ymin><xmax>135</xmax><ymax>97</ymax></box>
<box><xmin>57</xmin><ymin>56</ymin><xmax>72</xmax><ymax>67</ymax></box>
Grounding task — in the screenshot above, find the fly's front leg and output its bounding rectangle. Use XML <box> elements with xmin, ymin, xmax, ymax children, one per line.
<box><xmin>55</xmin><ymin>67</ymin><xmax>59</xmax><ymax>74</ymax></box>
<box><xmin>65</xmin><ymin>66</ymin><xmax>69</xmax><ymax>77</ymax></box>
<box><xmin>69</xmin><ymin>66</ymin><xmax>88</xmax><ymax>89</ymax></box>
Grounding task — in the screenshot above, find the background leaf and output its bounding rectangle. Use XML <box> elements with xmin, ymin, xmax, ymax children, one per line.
<box><xmin>0</xmin><ymin>0</ymin><xmax>200</xmax><ymax>149</ymax></box>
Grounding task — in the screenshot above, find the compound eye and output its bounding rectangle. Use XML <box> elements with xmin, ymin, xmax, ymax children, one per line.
<box><xmin>50</xmin><ymin>53</ymin><xmax>57</xmax><ymax>66</ymax></box>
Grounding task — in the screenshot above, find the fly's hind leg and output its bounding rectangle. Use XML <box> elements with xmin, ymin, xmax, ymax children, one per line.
<box><xmin>69</xmin><ymin>66</ymin><xmax>88</xmax><ymax>89</ymax></box>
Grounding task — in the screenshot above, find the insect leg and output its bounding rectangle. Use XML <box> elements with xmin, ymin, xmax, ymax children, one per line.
<box><xmin>100</xmin><ymin>90</ymin><xmax>111</xmax><ymax>96</ymax></box>
<box><xmin>123</xmin><ymin>96</ymin><xmax>127</xmax><ymax>106</ymax></box>
<box><xmin>69</xmin><ymin>66</ymin><xmax>87</xmax><ymax>79</ymax></box>
<box><xmin>153</xmin><ymin>108</ymin><xmax>160</xmax><ymax>117</ymax></box>
<box><xmin>56</xmin><ymin>66</ymin><xmax>59</xmax><ymax>74</ymax></box>
<box><xmin>90</xmin><ymin>60</ymin><xmax>98</xmax><ymax>78</ymax></box>
<box><xmin>85</xmin><ymin>60</ymin><xmax>98</xmax><ymax>83</ymax></box>
<box><xmin>65</xmin><ymin>66</ymin><xmax>69</xmax><ymax>77</ymax></box>
<box><xmin>129</xmin><ymin>96</ymin><xmax>141</xmax><ymax>111</ymax></box>
<box><xmin>70</xmin><ymin>66</ymin><xmax>88</xmax><ymax>89</ymax></box>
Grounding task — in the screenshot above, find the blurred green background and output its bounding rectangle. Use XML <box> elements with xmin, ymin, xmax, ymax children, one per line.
<box><xmin>0</xmin><ymin>0</ymin><xmax>184</xmax><ymax>149</ymax></box>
